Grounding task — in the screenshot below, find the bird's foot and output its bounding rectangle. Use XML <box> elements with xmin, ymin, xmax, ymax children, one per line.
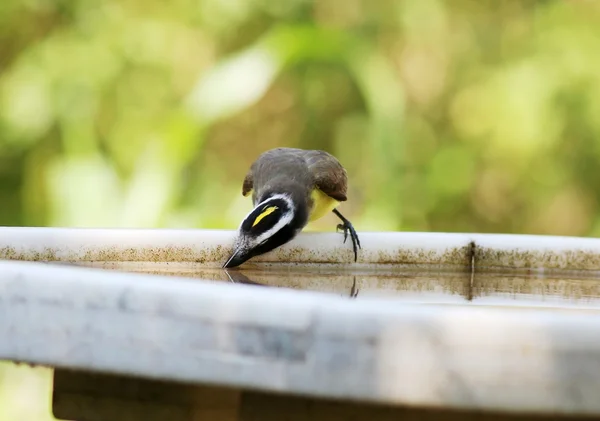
<box><xmin>335</xmin><ymin>220</ymin><xmax>361</xmax><ymax>262</ymax></box>
<box><xmin>332</xmin><ymin>209</ymin><xmax>361</xmax><ymax>262</ymax></box>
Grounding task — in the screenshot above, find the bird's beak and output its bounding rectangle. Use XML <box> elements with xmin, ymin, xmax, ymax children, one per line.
<box><xmin>222</xmin><ymin>247</ymin><xmax>251</xmax><ymax>268</ymax></box>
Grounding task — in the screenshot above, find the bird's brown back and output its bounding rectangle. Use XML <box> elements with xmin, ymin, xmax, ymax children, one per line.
<box><xmin>242</xmin><ymin>147</ymin><xmax>348</xmax><ymax>204</ymax></box>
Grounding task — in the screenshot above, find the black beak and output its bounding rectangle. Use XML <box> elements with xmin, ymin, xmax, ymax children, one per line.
<box><xmin>222</xmin><ymin>248</ymin><xmax>251</xmax><ymax>268</ymax></box>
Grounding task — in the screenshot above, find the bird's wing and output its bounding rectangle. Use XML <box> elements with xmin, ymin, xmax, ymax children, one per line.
<box><xmin>241</xmin><ymin>164</ymin><xmax>254</xmax><ymax>197</ymax></box>
<box><xmin>304</xmin><ymin>150</ymin><xmax>348</xmax><ymax>202</ymax></box>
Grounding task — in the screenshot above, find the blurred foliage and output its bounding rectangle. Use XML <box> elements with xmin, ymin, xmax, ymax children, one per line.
<box><xmin>2</xmin><ymin>0</ymin><xmax>600</xmax><ymax>236</ymax></box>
<box><xmin>2</xmin><ymin>0</ymin><xmax>600</xmax><ymax>418</ymax></box>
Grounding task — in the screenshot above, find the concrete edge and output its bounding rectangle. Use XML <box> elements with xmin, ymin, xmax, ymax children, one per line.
<box><xmin>1</xmin><ymin>227</ymin><xmax>600</xmax><ymax>272</ymax></box>
<box><xmin>1</xmin><ymin>259</ymin><xmax>600</xmax><ymax>416</ymax></box>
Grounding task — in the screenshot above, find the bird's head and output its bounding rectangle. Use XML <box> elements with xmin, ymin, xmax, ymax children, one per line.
<box><xmin>222</xmin><ymin>193</ymin><xmax>306</xmax><ymax>268</ymax></box>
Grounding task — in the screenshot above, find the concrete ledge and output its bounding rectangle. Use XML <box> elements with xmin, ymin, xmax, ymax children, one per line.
<box><xmin>474</xmin><ymin>234</ymin><xmax>600</xmax><ymax>272</ymax></box>
<box><xmin>1</xmin><ymin>259</ymin><xmax>600</xmax><ymax>416</ymax></box>
<box><xmin>4</xmin><ymin>227</ymin><xmax>600</xmax><ymax>418</ymax></box>
<box><xmin>1</xmin><ymin>227</ymin><xmax>600</xmax><ymax>272</ymax></box>
<box><xmin>0</xmin><ymin>227</ymin><xmax>472</xmax><ymax>269</ymax></box>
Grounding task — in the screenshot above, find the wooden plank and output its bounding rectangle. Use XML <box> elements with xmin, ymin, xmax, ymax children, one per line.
<box><xmin>52</xmin><ymin>370</ymin><xmax>239</xmax><ymax>421</ymax></box>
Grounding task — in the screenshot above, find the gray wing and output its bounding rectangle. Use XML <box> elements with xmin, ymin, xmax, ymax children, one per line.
<box><xmin>303</xmin><ymin>150</ymin><xmax>348</xmax><ymax>202</ymax></box>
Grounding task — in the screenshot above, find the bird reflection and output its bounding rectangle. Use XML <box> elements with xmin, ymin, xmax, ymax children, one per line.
<box><xmin>350</xmin><ymin>276</ymin><xmax>359</xmax><ymax>298</ymax></box>
<box><xmin>222</xmin><ymin>269</ymin><xmax>269</xmax><ymax>286</ymax></box>
<box><xmin>223</xmin><ymin>268</ymin><xmax>359</xmax><ymax>299</ymax></box>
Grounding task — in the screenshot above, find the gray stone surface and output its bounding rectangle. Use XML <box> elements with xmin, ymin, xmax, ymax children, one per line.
<box><xmin>1</xmin><ymin>259</ymin><xmax>600</xmax><ymax>416</ymax></box>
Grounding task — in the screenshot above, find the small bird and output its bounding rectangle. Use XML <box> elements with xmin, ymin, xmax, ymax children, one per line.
<box><xmin>223</xmin><ymin>147</ymin><xmax>361</xmax><ymax>268</ymax></box>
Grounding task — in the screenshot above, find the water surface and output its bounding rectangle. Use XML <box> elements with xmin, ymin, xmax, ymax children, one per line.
<box><xmin>53</xmin><ymin>261</ymin><xmax>600</xmax><ymax>312</ymax></box>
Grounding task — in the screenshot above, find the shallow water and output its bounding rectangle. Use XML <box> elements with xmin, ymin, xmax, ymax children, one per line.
<box><xmin>48</xmin><ymin>261</ymin><xmax>600</xmax><ymax>312</ymax></box>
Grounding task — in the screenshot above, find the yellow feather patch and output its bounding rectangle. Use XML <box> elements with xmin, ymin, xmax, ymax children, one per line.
<box><xmin>309</xmin><ymin>188</ymin><xmax>340</xmax><ymax>222</ymax></box>
<box><xmin>252</xmin><ymin>206</ymin><xmax>278</xmax><ymax>227</ymax></box>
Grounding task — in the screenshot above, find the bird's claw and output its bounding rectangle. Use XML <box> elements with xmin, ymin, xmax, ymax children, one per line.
<box><xmin>333</xmin><ymin>209</ymin><xmax>361</xmax><ymax>262</ymax></box>
<box><xmin>336</xmin><ymin>223</ymin><xmax>348</xmax><ymax>243</ymax></box>
<box><xmin>337</xmin><ymin>221</ymin><xmax>361</xmax><ymax>262</ymax></box>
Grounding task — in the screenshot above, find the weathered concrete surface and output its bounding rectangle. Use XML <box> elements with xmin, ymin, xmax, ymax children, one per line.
<box><xmin>0</xmin><ymin>227</ymin><xmax>472</xmax><ymax>268</ymax></box>
<box><xmin>2</xmin><ymin>227</ymin><xmax>600</xmax><ymax>273</ymax></box>
<box><xmin>473</xmin><ymin>234</ymin><xmax>600</xmax><ymax>272</ymax></box>
<box><xmin>0</xmin><ymin>228</ymin><xmax>470</xmax><ymax>266</ymax></box>
<box><xmin>1</xmin><ymin>260</ymin><xmax>600</xmax><ymax>417</ymax></box>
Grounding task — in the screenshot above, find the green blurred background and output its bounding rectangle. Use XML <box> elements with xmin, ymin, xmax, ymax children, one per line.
<box><xmin>2</xmin><ymin>0</ymin><xmax>600</xmax><ymax>418</ymax></box>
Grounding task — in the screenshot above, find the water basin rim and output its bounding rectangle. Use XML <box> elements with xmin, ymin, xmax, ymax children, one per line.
<box><xmin>2</xmin><ymin>259</ymin><xmax>600</xmax><ymax>415</ymax></box>
<box><xmin>1</xmin><ymin>227</ymin><xmax>600</xmax><ymax>271</ymax></box>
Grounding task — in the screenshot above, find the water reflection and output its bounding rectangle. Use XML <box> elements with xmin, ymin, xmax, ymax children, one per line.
<box><xmin>223</xmin><ymin>269</ymin><xmax>267</xmax><ymax>286</ymax></box>
<box><xmin>223</xmin><ymin>268</ymin><xmax>360</xmax><ymax>298</ymax></box>
<box><xmin>42</xmin><ymin>261</ymin><xmax>600</xmax><ymax>310</ymax></box>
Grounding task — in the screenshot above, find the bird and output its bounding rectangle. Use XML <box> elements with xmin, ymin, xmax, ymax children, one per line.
<box><xmin>222</xmin><ymin>147</ymin><xmax>361</xmax><ymax>268</ymax></box>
